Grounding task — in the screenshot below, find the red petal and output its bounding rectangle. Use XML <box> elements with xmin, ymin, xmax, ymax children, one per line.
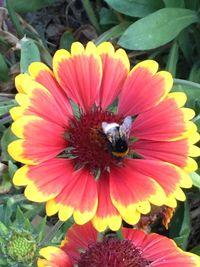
<box><xmin>28</xmin><ymin>62</ymin><xmax>73</xmax><ymax>117</ymax></box>
<box><xmin>38</xmin><ymin>246</ymin><xmax>72</xmax><ymax>267</ymax></box>
<box><xmin>132</xmin><ymin>96</ymin><xmax>190</xmax><ymax>141</ymax></box>
<box><xmin>109</xmin><ymin>160</ymin><xmax>166</xmax><ymax>225</ymax></box>
<box><xmin>132</xmin><ymin>139</ymin><xmax>189</xmax><ymax>168</ymax></box>
<box><xmin>118</xmin><ymin>60</ymin><xmax>172</xmax><ymax>116</ymax></box>
<box><xmin>130</xmin><ymin>159</ymin><xmax>191</xmax><ymax>196</ymax></box>
<box><xmin>23</xmin><ymin>158</ymin><xmax>73</xmax><ymax>196</ymax></box>
<box><xmin>53</xmin><ymin>42</ymin><xmax>102</xmax><ymax>112</ymax></box>
<box><xmin>123</xmin><ymin>228</ymin><xmax>200</xmax><ymax>267</ymax></box>
<box><xmin>62</xmin><ymin>222</ymin><xmax>98</xmax><ymax>264</ymax></box>
<box><xmin>97</xmin><ymin>42</ymin><xmax>129</xmax><ymax>109</ymax></box>
<box><xmin>9</xmin><ymin>116</ymin><xmax>67</xmax><ymax>164</ymax></box>
<box><xmin>92</xmin><ymin>172</ymin><xmax>122</xmax><ymax>232</ymax></box>
<box><xmin>54</xmin><ymin>168</ymin><xmax>98</xmax><ymax>224</ymax></box>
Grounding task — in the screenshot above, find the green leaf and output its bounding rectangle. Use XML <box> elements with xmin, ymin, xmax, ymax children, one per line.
<box><xmin>190</xmin><ymin>245</ymin><xmax>200</xmax><ymax>255</ymax></box>
<box><xmin>185</xmin><ymin>0</ymin><xmax>200</xmax><ymax>10</ymax></box>
<box><xmin>0</xmin><ymin>222</ymin><xmax>9</xmax><ymax>236</ymax></box>
<box><xmin>35</xmin><ymin>41</ymin><xmax>52</xmax><ymax>67</ymax></box>
<box><xmin>0</xmin><ymin>54</ymin><xmax>9</xmax><ymax>82</ymax></box>
<box><xmin>6</xmin><ymin>0</ymin><xmax>24</xmax><ymax>37</ymax></box>
<box><xmin>166</xmin><ymin>41</ymin><xmax>179</xmax><ymax>76</ymax></box>
<box><xmin>163</xmin><ymin>0</ymin><xmax>185</xmax><ymax>7</ymax></box>
<box><xmin>16</xmin><ymin>207</ymin><xmax>26</xmax><ymax>225</ymax></box>
<box><xmin>190</xmin><ymin>172</ymin><xmax>200</xmax><ymax>188</ymax></box>
<box><xmin>8</xmin><ymin>161</ymin><xmax>18</xmax><ymax>179</ymax></box>
<box><xmin>105</xmin><ymin>0</ymin><xmax>164</xmax><ymax>18</ymax></box>
<box><xmin>169</xmin><ymin>201</ymin><xmax>191</xmax><ymax>249</ymax></box>
<box><xmin>0</xmin><ymin>258</ymin><xmax>8</xmax><ymax>265</ymax></box>
<box><xmin>36</xmin><ymin>217</ymin><xmax>47</xmax><ymax>242</ymax></box>
<box><xmin>9</xmin><ymin>0</ymin><xmax>54</xmax><ymax>13</ymax></box>
<box><xmin>189</xmin><ymin>61</ymin><xmax>200</xmax><ymax>83</ymax></box>
<box><xmin>0</xmin><ymin>100</ymin><xmax>16</xmax><ymax>117</ymax></box>
<box><xmin>23</xmin><ymin>203</ymin><xmax>44</xmax><ymax>221</ymax></box>
<box><xmin>191</xmin><ymin>27</ymin><xmax>200</xmax><ymax>59</ymax></box>
<box><xmin>99</xmin><ymin>7</ymin><xmax>119</xmax><ymax>25</ymax></box>
<box><xmin>173</xmin><ymin>79</ymin><xmax>200</xmax><ymax>100</ymax></box>
<box><xmin>4</xmin><ymin>201</ymin><xmax>14</xmax><ymax>224</ymax></box>
<box><xmin>118</xmin><ymin>8</ymin><xmax>199</xmax><ymax>50</ymax></box>
<box><xmin>95</xmin><ymin>22</ymin><xmax>131</xmax><ymax>45</ymax></box>
<box><xmin>20</xmin><ymin>37</ymin><xmax>40</xmax><ymax>73</ymax></box>
<box><xmin>172</xmin><ymin>79</ymin><xmax>200</xmax><ymax>116</ymax></box>
<box><xmin>1</xmin><ymin>127</ymin><xmax>17</xmax><ymax>161</ymax></box>
<box><xmin>178</xmin><ymin>28</ymin><xmax>193</xmax><ymax>65</ymax></box>
<box><xmin>24</xmin><ymin>218</ymin><xmax>31</xmax><ymax>230</ymax></box>
<box><xmin>59</xmin><ymin>32</ymin><xmax>74</xmax><ymax>50</ymax></box>
<box><xmin>193</xmin><ymin>111</ymin><xmax>200</xmax><ymax>131</ymax></box>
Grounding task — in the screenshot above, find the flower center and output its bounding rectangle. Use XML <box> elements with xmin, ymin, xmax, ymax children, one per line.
<box><xmin>67</xmin><ymin>109</ymin><xmax>124</xmax><ymax>171</ymax></box>
<box><xmin>6</xmin><ymin>230</ymin><xmax>36</xmax><ymax>263</ymax></box>
<box><xmin>78</xmin><ymin>237</ymin><xmax>151</xmax><ymax>267</ymax></box>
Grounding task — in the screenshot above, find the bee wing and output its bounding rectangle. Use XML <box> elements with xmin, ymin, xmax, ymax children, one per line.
<box><xmin>102</xmin><ymin>122</ymin><xmax>109</xmax><ymax>134</ymax></box>
<box><xmin>102</xmin><ymin>122</ymin><xmax>119</xmax><ymax>135</ymax></box>
<box><xmin>120</xmin><ymin>116</ymin><xmax>132</xmax><ymax>137</ymax></box>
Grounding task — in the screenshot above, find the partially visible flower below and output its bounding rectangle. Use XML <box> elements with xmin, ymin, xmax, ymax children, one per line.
<box><xmin>38</xmin><ymin>222</ymin><xmax>200</xmax><ymax>267</ymax></box>
<box><xmin>8</xmin><ymin>41</ymin><xmax>200</xmax><ymax>232</ymax></box>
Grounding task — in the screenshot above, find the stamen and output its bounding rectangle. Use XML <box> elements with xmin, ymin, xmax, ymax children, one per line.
<box><xmin>67</xmin><ymin>109</ymin><xmax>123</xmax><ymax>171</ymax></box>
<box><xmin>78</xmin><ymin>237</ymin><xmax>151</xmax><ymax>267</ymax></box>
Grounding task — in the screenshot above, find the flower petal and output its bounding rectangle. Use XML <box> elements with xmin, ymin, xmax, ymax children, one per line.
<box><xmin>47</xmin><ymin>168</ymin><xmax>98</xmax><ymax>225</ymax></box>
<box><xmin>109</xmin><ymin>160</ymin><xmax>166</xmax><ymax>225</ymax></box>
<box><xmin>96</xmin><ymin>42</ymin><xmax>129</xmax><ymax>109</ymax></box>
<box><xmin>122</xmin><ymin>229</ymin><xmax>200</xmax><ymax>267</ymax></box>
<box><xmin>28</xmin><ymin>62</ymin><xmax>73</xmax><ymax>117</ymax></box>
<box><xmin>8</xmin><ymin>115</ymin><xmax>66</xmax><ymax>164</ymax></box>
<box><xmin>61</xmin><ymin>222</ymin><xmax>98</xmax><ymax>264</ymax></box>
<box><xmin>14</xmin><ymin>74</ymin><xmax>70</xmax><ymax>126</ymax></box>
<box><xmin>53</xmin><ymin>42</ymin><xmax>102</xmax><ymax>112</ymax></box>
<box><xmin>92</xmin><ymin>171</ymin><xmax>122</xmax><ymax>232</ymax></box>
<box><xmin>130</xmin><ymin>159</ymin><xmax>192</xmax><ymax>208</ymax></box>
<box><xmin>118</xmin><ymin>60</ymin><xmax>173</xmax><ymax>116</ymax></box>
<box><xmin>38</xmin><ymin>246</ymin><xmax>72</xmax><ymax>267</ymax></box>
<box><xmin>132</xmin><ymin>93</ymin><xmax>197</xmax><ymax>141</ymax></box>
<box><xmin>13</xmin><ymin>159</ymin><xmax>74</xmax><ymax>203</ymax></box>
<box><xmin>132</xmin><ymin>139</ymin><xmax>199</xmax><ymax>172</ymax></box>
<box><xmin>10</xmin><ymin>106</ymin><xmax>25</xmax><ymax>121</ymax></box>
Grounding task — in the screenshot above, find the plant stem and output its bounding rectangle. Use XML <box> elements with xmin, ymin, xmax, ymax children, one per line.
<box><xmin>6</xmin><ymin>0</ymin><xmax>24</xmax><ymax>37</ymax></box>
<box><xmin>193</xmin><ymin>113</ymin><xmax>200</xmax><ymax>122</ymax></box>
<box><xmin>0</xmin><ymin>93</ymin><xmax>15</xmax><ymax>99</ymax></box>
<box><xmin>39</xmin><ymin>220</ymin><xmax>64</xmax><ymax>246</ymax></box>
<box><xmin>173</xmin><ymin>78</ymin><xmax>200</xmax><ymax>89</ymax></box>
<box><xmin>82</xmin><ymin>0</ymin><xmax>101</xmax><ymax>34</ymax></box>
<box><xmin>0</xmin><ymin>114</ymin><xmax>12</xmax><ymax>124</ymax></box>
<box><xmin>95</xmin><ymin>22</ymin><xmax>131</xmax><ymax>45</ymax></box>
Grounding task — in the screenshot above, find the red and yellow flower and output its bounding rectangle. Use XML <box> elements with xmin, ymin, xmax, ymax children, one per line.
<box><xmin>8</xmin><ymin>41</ymin><xmax>200</xmax><ymax>231</ymax></box>
<box><xmin>37</xmin><ymin>222</ymin><xmax>200</xmax><ymax>267</ymax></box>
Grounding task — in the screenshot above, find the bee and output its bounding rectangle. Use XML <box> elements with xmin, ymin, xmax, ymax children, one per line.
<box><xmin>102</xmin><ymin>116</ymin><xmax>132</xmax><ymax>158</ymax></box>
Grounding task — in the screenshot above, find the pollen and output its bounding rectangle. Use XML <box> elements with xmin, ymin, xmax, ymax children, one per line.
<box><xmin>67</xmin><ymin>109</ymin><xmax>123</xmax><ymax>171</ymax></box>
